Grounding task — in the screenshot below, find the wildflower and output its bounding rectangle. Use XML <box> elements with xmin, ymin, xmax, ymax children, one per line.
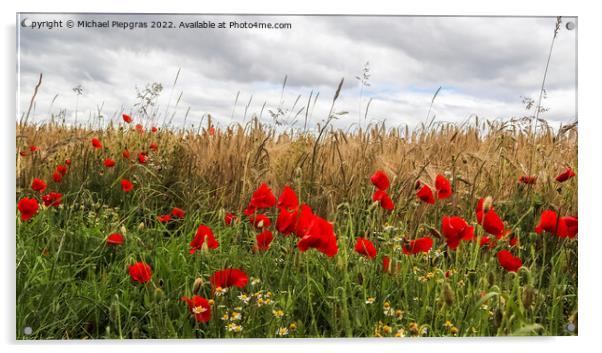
<box><xmin>272</xmin><ymin>309</ymin><xmax>285</xmax><ymax>319</ymax></box>
<box><xmin>276</xmin><ymin>207</ymin><xmax>298</xmax><ymax>235</ymax></box>
<box><xmin>249</xmin><ymin>183</ymin><xmax>276</xmax><ymax>209</ymax></box>
<box><xmin>535</xmin><ymin>210</ymin><xmax>578</xmax><ymax>238</ymax></box>
<box><xmin>230</xmin><ymin>311</ymin><xmax>242</xmax><ymax>321</ymax></box>
<box><xmin>555</xmin><ymin>167</ymin><xmax>576</xmax><ymax>182</ymax></box>
<box><xmin>157</xmin><ymin>214</ymin><xmax>171</xmax><ymax>223</ymax></box>
<box><xmin>224</xmin><ymin>212</ymin><xmax>236</xmax><ymax>225</ymax></box>
<box><xmin>210</xmin><ymin>268</ymin><xmax>249</xmax><ymax>290</ymax></box>
<box><xmin>401</xmin><ymin>236</ymin><xmax>433</xmax><ymax>255</ymax></box>
<box><xmin>416</xmin><ymin>183</ymin><xmax>435</xmax><ymax>204</ymax></box>
<box><xmin>289</xmin><ymin>322</ymin><xmax>297</xmax><ymax>331</ymax></box>
<box><xmin>122</xmin><ymin>149</ymin><xmax>131</xmax><ymax>160</ymax></box>
<box><xmin>372</xmin><ymin>190</ymin><xmax>395</xmax><ymax>210</ymax></box>
<box><xmin>171</xmin><ymin>207</ymin><xmax>185</xmax><ymax>218</ymax></box>
<box><xmin>441</xmin><ymin>216</ymin><xmax>474</xmax><ymax>250</ymax></box>
<box><xmin>137</xmin><ymin>152</ymin><xmax>147</xmax><ymax>164</ymax></box>
<box><xmin>395</xmin><ymin>328</ymin><xmax>405</xmax><ymax>337</ymax></box>
<box><xmin>31</xmin><ymin>178</ymin><xmax>47</xmax><ymax>192</ymax></box>
<box><xmin>435</xmin><ymin>174</ymin><xmax>452</xmax><ymax>199</ymax></box>
<box><xmin>128</xmin><ymin>262</ymin><xmax>152</xmax><ymax>284</ymax></box>
<box><xmin>189</xmin><ymin>225</ymin><xmax>219</xmax><ymax>254</ymax></box>
<box><xmin>42</xmin><ymin>192</ymin><xmax>62</xmax><ymax>207</ymax></box>
<box><xmin>497</xmin><ymin>250</ymin><xmax>522</xmax><ymax>272</ymax></box>
<box><xmin>450</xmin><ymin>326</ymin><xmax>459</xmax><ymax>335</ymax></box>
<box><xmin>249</xmin><ymin>213</ymin><xmax>271</xmax><ymax>229</ymax></box>
<box><xmin>135</xmin><ymin>124</ymin><xmax>144</xmax><ymax>133</ymax></box>
<box><xmin>365</xmin><ymin>297</ymin><xmax>376</xmax><ymax>304</ymax></box>
<box><xmin>237</xmin><ymin>293</ymin><xmax>251</xmax><ymax>304</ymax></box>
<box><xmin>55</xmin><ymin>164</ymin><xmax>67</xmax><ymax>176</ymax></box>
<box><xmin>122</xmin><ymin>113</ymin><xmax>133</xmax><ymax>123</ymax></box>
<box><xmin>215</xmin><ymin>287</ymin><xmax>228</xmax><ymax>296</ymax></box>
<box><xmin>276</xmin><ymin>327</ymin><xmax>289</xmax><ymax>336</ymax></box>
<box><xmin>254</xmin><ymin>230</ymin><xmax>273</xmax><ymax>251</ymax></box>
<box><xmin>354</xmin><ymin>237</ymin><xmax>377</xmax><ymax>259</ymax></box>
<box><xmin>180</xmin><ymin>295</ymin><xmax>211</xmax><ymax>323</ymax></box>
<box><xmin>103</xmin><ymin>159</ymin><xmax>116</xmax><ymax>167</ymax></box>
<box><xmin>382</xmin><ymin>325</ymin><xmax>392</xmax><ymax>334</ymax></box>
<box><xmin>518</xmin><ymin>175</ymin><xmax>537</xmax><ymax>185</ymax></box>
<box><xmin>277</xmin><ymin>185</ymin><xmax>299</xmax><ymax>211</ymax></box>
<box><xmin>371</xmin><ymin>170</ymin><xmax>390</xmax><ymax>190</ymax></box>
<box><xmin>476</xmin><ymin>198</ymin><xmax>507</xmax><ymax>239</ymax></box>
<box><xmin>226</xmin><ymin>323</ymin><xmax>242</xmax><ymax>332</ymax></box>
<box><xmin>91</xmin><ymin>137</ymin><xmax>102</xmax><ymax>149</ymax></box>
<box><xmin>52</xmin><ymin>171</ymin><xmax>62</xmax><ymax>183</ymax></box>
<box><xmin>250</xmin><ymin>277</ymin><xmax>261</xmax><ymax>286</ymax></box>
<box><xmin>120</xmin><ymin>179</ymin><xmax>133</xmax><ymax>193</ymax></box>
<box><xmin>149</xmin><ymin>143</ymin><xmax>158</xmax><ymax>152</ymax></box>
<box><xmin>296</xmin><ymin>205</ymin><xmax>338</xmax><ymax>257</ymax></box>
<box><xmin>17</xmin><ymin>197</ymin><xmax>39</xmax><ymax>221</ymax></box>
<box><xmin>151</xmin><ymin>127</ymin><xmax>158</xmax><ymax>133</ymax></box>
<box><xmin>106</xmin><ymin>233</ymin><xmax>124</xmax><ymax>246</ymax></box>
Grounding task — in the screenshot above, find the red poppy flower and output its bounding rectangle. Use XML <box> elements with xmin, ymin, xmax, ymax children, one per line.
<box><xmin>294</xmin><ymin>204</ymin><xmax>315</xmax><ymax>237</ymax></box>
<box><xmin>243</xmin><ymin>203</ymin><xmax>257</xmax><ymax>216</ymax></box>
<box><xmin>30</xmin><ymin>145</ymin><xmax>38</xmax><ymax>152</ymax></box>
<box><xmin>135</xmin><ymin>124</ymin><xmax>144</xmax><ymax>133</ymax></box>
<box><xmin>171</xmin><ymin>207</ymin><xmax>185</xmax><ymax>218</ymax></box>
<box><xmin>31</xmin><ymin>178</ymin><xmax>47</xmax><ymax>192</ymax></box>
<box><xmin>189</xmin><ymin>224</ymin><xmax>219</xmax><ymax>254</ymax></box>
<box><xmin>297</xmin><ymin>212</ymin><xmax>338</xmax><ymax>257</ymax></box>
<box><xmin>509</xmin><ymin>236</ymin><xmax>519</xmax><ymax>247</ymax></box>
<box><xmin>354</xmin><ymin>237</ymin><xmax>377</xmax><ymax>259</ymax></box>
<box><xmin>534</xmin><ymin>210</ymin><xmax>558</xmax><ymax>234</ymax></box>
<box><xmin>372</xmin><ymin>190</ymin><xmax>394</xmax><ymax>210</ymax></box>
<box><xmin>254</xmin><ymin>230</ymin><xmax>273</xmax><ymax>251</ymax></box>
<box><xmin>17</xmin><ymin>197</ymin><xmax>39</xmax><ymax>221</ymax></box>
<box><xmin>497</xmin><ymin>250</ymin><xmax>522</xmax><ymax>272</ymax></box>
<box><xmin>276</xmin><ymin>208</ymin><xmax>297</xmax><ymax>235</ymax></box>
<box><xmin>65</xmin><ymin>159</ymin><xmax>71</xmax><ymax>166</ymax></box>
<box><xmin>370</xmin><ymin>170</ymin><xmax>390</xmax><ymax>191</ymax></box>
<box><xmin>476</xmin><ymin>198</ymin><xmax>506</xmax><ymax>239</ymax></box>
<box><xmin>128</xmin><ymin>262</ymin><xmax>152</xmax><ymax>283</ymax></box>
<box><xmin>122</xmin><ymin>114</ymin><xmax>133</xmax><ymax>123</ymax></box>
<box><xmin>56</xmin><ymin>165</ymin><xmax>68</xmax><ymax>176</ymax></box>
<box><xmin>224</xmin><ymin>212</ymin><xmax>236</xmax><ymax>225</ymax></box>
<box><xmin>103</xmin><ymin>159</ymin><xmax>116</xmax><ymax>167</ymax></box>
<box><xmin>157</xmin><ymin>214</ymin><xmax>171</xmax><ymax>223</ymax></box>
<box><xmin>558</xmin><ymin>216</ymin><xmax>578</xmax><ymax>238</ymax></box>
<box><xmin>402</xmin><ymin>237</ymin><xmax>433</xmax><ymax>255</ymax></box>
<box><xmin>535</xmin><ymin>210</ymin><xmax>578</xmax><ymax>238</ymax></box>
<box><xmin>106</xmin><ymin>233</ymin><xmax>124</xmax><ymax>246</ymax></box>
<box><xmin>479</xmin><ymin>236</ymin><xmax>497</xmax><ymax>249</ymax></box>
<box><xmin>138</xmin><ymin>152</ymin><xmax>147</xmax><ymax>164</ymax></box>
<box><xmin>91</xmin><ymin>137</ymin><xmax>102</xmax><ymax>149</ymax></box>
<box><xmin>181</xmin><ymin>295</ymin><xmax>211</xmax><ymax>323</ymax></box>
<box><xmin>19</xmin><ymin>151</ymin><xmax>28</xmax><ymax>157</ymax></box>
<box><xmin>151</xmin><ymin>127</ymin><xmax>158</xmax><ymax>133</ymax></box>
<box><xmin>416</xmin><ymin>183</ymin><xmax>435</xmax><ymax>204</ymax></box>
<box><xmin>441</xmin><ymin>216</ymin><xmax>475</xmax><ymax>250</ymax></box>
<box><xmin>52</xmin><ymin>172</ymin><xmax>62</xmax><ymax>183</ymax></box>
<box><xmin>42</xmin><ymin>192</ymin><xmax>62</xmax><ymax>207</ymax></box>
<box><xmin>249</xmin><ymin>213</ymin><xmax>271</xmax><ymax>229</ymax></box>
<box><xmin>555</xmin><ymin>168</ymin><xmax>576</xmax><ymax>182</ymax></box>
<box><xmin>383</xmin><ymin>255</ymin><xmax>391</xmax><ymax>273</ymax></box>
<box><xmin>250</xmin><ymin>183</ymin><xmax>276</xmax><ymax>209</ymax></box>
<box><xmin>209</xmin><ymin>127</ymin><xmax>216</xmax><ymax>136</ymax></box>
<box><xmin>149</xmin><ymin>143</ymin><xmax>158</xmax><ymax>152</ymax></box>
<box><xmin>210</xmin><ymin>268</ymin><xmax>248</xmax><ymax>289</ymax></box>
<box><xmin>277</xmin><ymin>185</ymin><xmax>299</xmax><ymax>211</ymax></box>
<box><xmin>120</xmin><ymin>179</ymin><xmax>133</xmax><ymax>193</ymax></box>
<box><xmin>122</xmin><ymin>149</ymin><xmax>130</xmax><ymax>160</ymax></box>
<box><xmin>435</xmin><ymin>174</ymin><xmax>452</xmax><ymax>200</ymax></box>
<box><xmin>518</xmin><ymin>175</ymin><xmax>537</xmax><ymax>185</ymax></box>
<box><xmin>382</xmin><ymin>255</ymin><xmax>401</xmax><ymax>274</ymax></box>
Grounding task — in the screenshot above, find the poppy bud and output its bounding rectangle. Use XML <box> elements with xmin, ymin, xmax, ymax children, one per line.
<box><xmin>138</xmin><ymin>222</ymin><xmax>145</xmax><ymax>230</ymax></box>
<box><xmin>482</xmin><ymin>196</ymin><xmax>493</xmax><ymax>213</ymax></box>
<box><xmin>442</xmin><ymin>283</ymin><xmax>454</xmax><ymax>306</ymax></box>
<box><xmin>154</xmin><ymin>287</ymin><xmax>164</xmax><ymax>299</ymax></box>
<box><xmin>521</xmin><ymin>284</ymin><xmax>536</xmax><ymax>308</ymax></box>
<box><xmin>193</xmin><ymin>277</ymin><xmax>204</xmax><ymax>294</ymax></box>
<box><xmin>120</xmin><ymin>225</ymin><xmax>127</xmax><ymax>234</ymax></box>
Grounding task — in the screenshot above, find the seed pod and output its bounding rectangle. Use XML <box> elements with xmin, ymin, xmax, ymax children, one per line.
<box><xmin>442</xmin><ymin>283</ymin><xmax>454</xmax><ymax>306</ymax></box>
<box><xmin>521</xmin><ymin>284</ymin><xmax>536</xmax><ymax>308</ymax></box>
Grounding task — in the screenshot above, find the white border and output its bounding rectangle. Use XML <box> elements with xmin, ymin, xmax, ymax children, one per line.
<box><xmin>2</xmin><ymin>1</ymin><xmax>601</xmax><ymax>352</ymax></box>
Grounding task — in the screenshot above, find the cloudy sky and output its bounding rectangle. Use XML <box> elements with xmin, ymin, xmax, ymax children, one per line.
<box><xmin>17</xmin><ymin>14</ymin><xmax>577</xmax><ymax>131</ymax></box>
